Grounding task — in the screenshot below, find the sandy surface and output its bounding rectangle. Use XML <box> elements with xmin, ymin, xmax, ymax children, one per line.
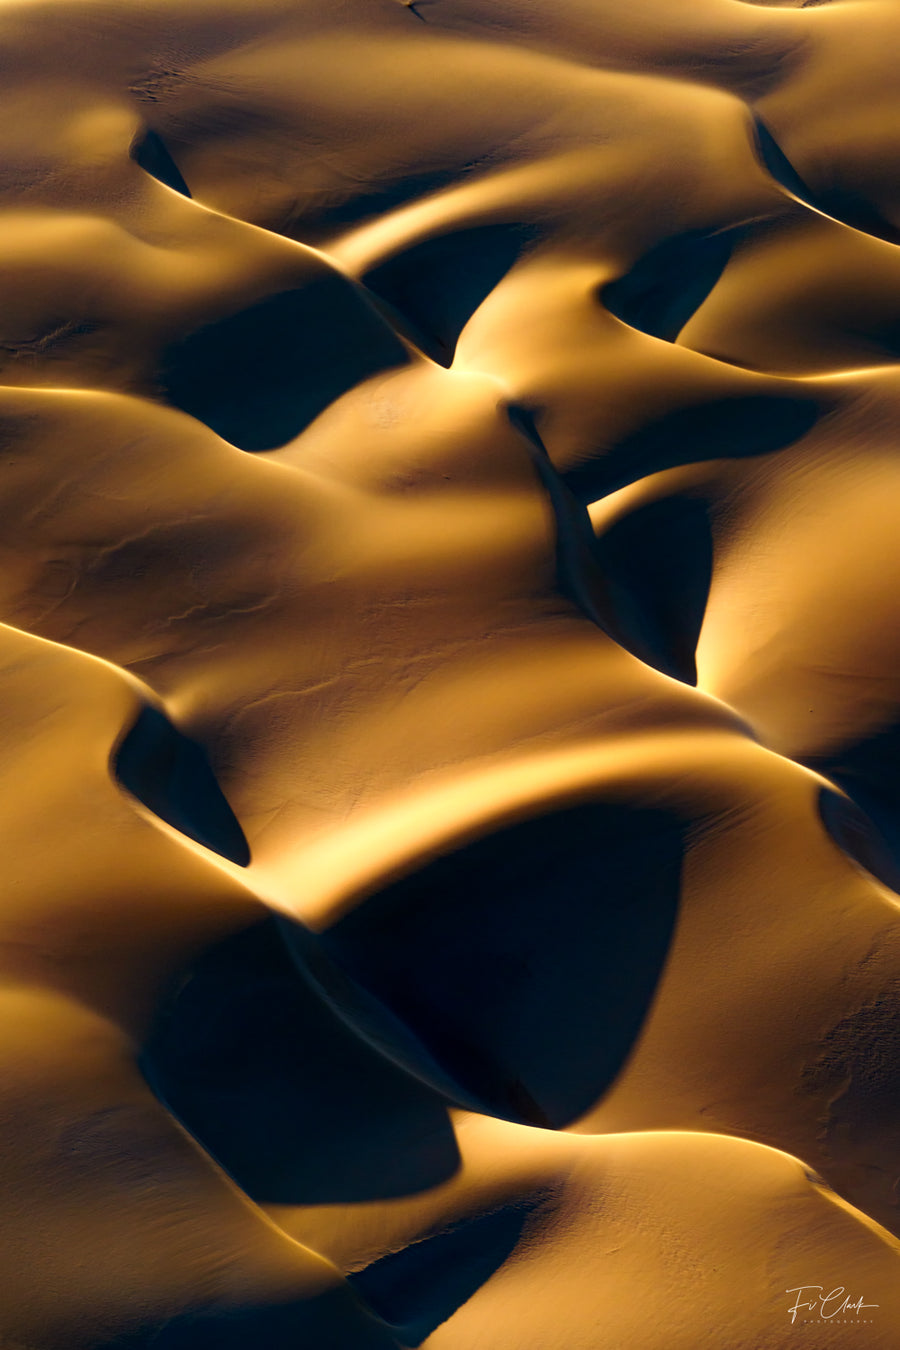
<box><xmin>2</xmin><ymin>0</ymin><xmax>900</xmax><ymax>1344</ymax></box>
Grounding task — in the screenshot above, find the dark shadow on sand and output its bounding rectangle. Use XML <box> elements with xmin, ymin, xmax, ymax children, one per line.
<box><xmin>300</xmin><ymin>167</ymin><xmax>465</xmax><ymax>240</ymax></box>
<box><xmin>132</xmin><ymin>128</ymin><xmax>192</xmax><ymax>198</ymax></box>
<box><xmin>817</xmin><ymin>725</ymin><xmax>900</xmax><ymax>896</ymax></box>
<box><xmin>157</xmin><ymin>279</ymin><xmax>409</xmax><ymax>451</ymax></box>
<box><xmin>349</xmin><ymin>1197</ymin><xmax>548</xmax><ymax>1347</ymax></box>
<box><xmin>362</xmin><ymin>223</ymin><xmax>537</xmax><ymax>367</ymax></box>
<box><xmin>140</xmin><ymin>919</ymin><xmax>460</xmax><ymax>1205</ymax></box>
<box><xmin>591</xmin><ymin>494</ymin><xmax>714</xmax><ymax>685</ymax></box>
<box><xmin>316</xmin><ymin>802</ymin><xmax>686</xmax><ymax>1129</ymax></box>
<box><xmin>92</xmin><ymin>1286</ymin><xmax>399</xmax><ymax>1350</ymax></box>
<box><xmin>510</xmin><ymin>409</ymin><xmax>715</xmax><ymax>684</ymax></box>
<box><xmin>563</xmin><ymin>393</ymin><xmax>823</xmax><ymax>504</ymax></box>
<box><xmin>601</xmin><ymin>229</ymin><xmax>735</xmax><ymax>343</ymax></box>
<box><xmin>115</xmin><ymin>705</ymin><xmax>250</xmax><ymax>866</ymax></box>
<box><xmin>755</xmin><ymin>118</ymin><xmax>900</xmax><ymax>246</ymax></box>
<box><xmin>509</xmin><ymin>405</ymin><xmax>611</xmax><ymax>632</ymax></box>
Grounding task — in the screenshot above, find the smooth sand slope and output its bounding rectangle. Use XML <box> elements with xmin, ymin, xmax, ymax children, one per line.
<box><xmin>2</xmin><ymin>0</ymin><xmax>900</xmax><ymax>1345</ymax></box>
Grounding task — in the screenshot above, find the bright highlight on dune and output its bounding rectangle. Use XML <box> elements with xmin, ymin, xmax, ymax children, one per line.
<box><xmin>2</xmin><ymin>0</ymin><xmax>900</xmax><ymax>1345</ymax></box>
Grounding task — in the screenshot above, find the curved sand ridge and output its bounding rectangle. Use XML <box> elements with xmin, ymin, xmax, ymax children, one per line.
<box><xmin>2</xmin><ymin>0</ymin><xmax>900</xmax><ymax>1344</ymax></box>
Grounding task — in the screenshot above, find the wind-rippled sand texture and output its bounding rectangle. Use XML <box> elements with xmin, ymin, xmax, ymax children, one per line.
<box><xmin>3</xmin><ymin>0</ymin><xmax>900</xmax><ymax>1345</ymax></box>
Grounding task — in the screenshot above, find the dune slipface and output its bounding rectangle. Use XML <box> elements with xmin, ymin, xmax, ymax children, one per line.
<box><xmin>3</xmin><ymin>0</ymin><xmax>900</xmax><ymax>1345</ymax></box>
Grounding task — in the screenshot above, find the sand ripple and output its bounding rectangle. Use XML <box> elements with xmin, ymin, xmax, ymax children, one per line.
<box><xmin>1</xmin><ymin>0</ymin><xmax>900</xmax><ymax>1344</ymax></box>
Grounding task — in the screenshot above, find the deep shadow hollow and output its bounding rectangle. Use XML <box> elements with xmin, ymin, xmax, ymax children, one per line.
<box><xmin>563</xmin><ymin>394</ymin><xmax>823</xmax><ymax>504</ymax></box>
<box><xmin>754</xmin><ymin>118</ymin><xmax>900</xmax><ymax>245</ymax></box>
<box><xmin>349</xmin><ymin>1197</ymin><xmax>550</xmax><ymax>1346</ymax></box>
<box><xmin>132</xmin><ymin>128</ymin><xmax>192</xmax><ymax>198</ymax></box>
<box><xmin>590</xmin><ymin>494</ymin><xmax>714</xmax><ymax>685</ymax></box>
<box><xmin>509</xmin><ymin>404</ymin><xmax>611</xmax><ymax>633</ymax></box>
<box><xmin>816</xmin><ymin>724</ymin><xmax>900</xmax><ymax>896</ymax></box>
<box><xmin>601</xmin><ymin>229</ymin><xmax>735</xmax><ymax>343</ymax></box>
<box><xmin>91</xmin><ymin>1285</ymin><xmax>398</xmax><ymax>1350</ymax></box>
<box><xmin>319</xmin><ymin>802</ymin><xmax>687</xmax><ymax>1129</ymax></box>
<box><xmin>362</xmin><ymin>223</ymin><xmax>538</xmax><ymax>367</ymax></box>
<box><xmin>140</xmin><ymin>919</ymin><xmax>460</xmax><ymax>1205</ymax></box>
<box><xmin>114</xmin><ymin>705</ymin><xmax>250</xmax><ymax>866</ymax></box>
<box><xmin>157</xmin><ymin>280</ymin><xmax>409</xmax><ymax>451</ymax></box>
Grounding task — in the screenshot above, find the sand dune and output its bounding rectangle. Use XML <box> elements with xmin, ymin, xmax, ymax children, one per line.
<box><xmin>2</xmin><ymin>0</ymin><xmax>900</xmax><ymax>1345</ymax></box>
<box><xmin>275</xmin><ymin>1117</ymin><xmax>900</xmax><ymax>1348</ymax></box>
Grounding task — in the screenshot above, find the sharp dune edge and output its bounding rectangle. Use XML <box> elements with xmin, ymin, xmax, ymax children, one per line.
<box><xmin>4</xmin><ymin>0</ymin><xmax>900</xmax><ymax>1345</ymax></box>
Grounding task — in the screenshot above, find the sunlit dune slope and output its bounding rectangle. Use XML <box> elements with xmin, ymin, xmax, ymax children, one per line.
<box><xmin>2</xmin><ymin>0</ymin><xmax>900</xmax><ymax>1346</ymax></box>
<box><xmin>0</xmin><ymin>625</ymin><xmax>396</xmax><ymax>1349</ymax></box>
<box><xmin>274</xmin><ymin>1117</ymin><xmax>900</xmax><ymax>1349</ymax></box>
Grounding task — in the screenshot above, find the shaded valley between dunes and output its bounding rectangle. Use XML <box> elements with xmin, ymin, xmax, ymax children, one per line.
<box><xmin>2</xmin><ymin>0</ymin><xmax>900</xmax><ymax>1347</ymax></box>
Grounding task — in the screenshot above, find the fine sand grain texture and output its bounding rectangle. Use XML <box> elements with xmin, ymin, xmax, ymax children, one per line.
<box><xmin>3</xmin><ymin>0</ymin><xmax>900</xmax><ymax>1345</ymax></box>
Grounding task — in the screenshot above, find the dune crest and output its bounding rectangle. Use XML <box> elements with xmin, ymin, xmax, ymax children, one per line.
<box><xmin>2</xmin><ymin>0</ymin><xmax>900</xmax><ymax>1345</ymax></box>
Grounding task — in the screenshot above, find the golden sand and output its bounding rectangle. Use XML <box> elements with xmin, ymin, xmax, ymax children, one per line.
<box><xmin>1</xmin><ymin>0</ymin><xmax>900</xmax><ymax>1344</ymax></box>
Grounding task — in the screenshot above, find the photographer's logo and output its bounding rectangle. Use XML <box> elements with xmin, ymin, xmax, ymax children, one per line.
<box><xmin>786</xmin><ymin>1286</ymin><xmax>879</xmax><ymax>1325</ymax></box>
